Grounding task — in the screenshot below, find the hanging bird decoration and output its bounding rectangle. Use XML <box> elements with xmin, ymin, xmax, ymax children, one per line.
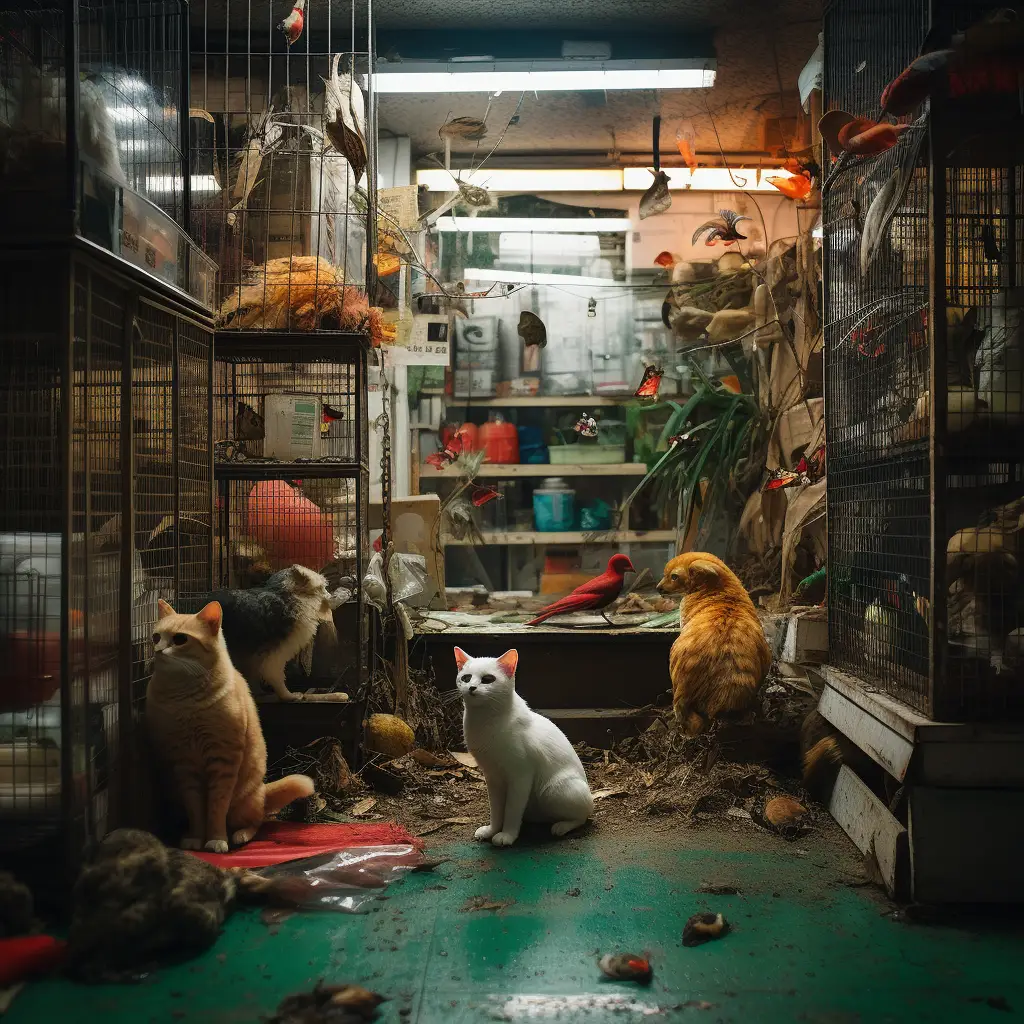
<box><xmin>469</xmin><ymin>485</ymin><xmax>501</xmax><ymax>508</ymax></box>
<box><xmin>574</xmin><ymin>413</ymin><xmax>599</xmax><ymax>439</ymax></box>
<box><xmin>525</xmin><ymin>553</ymin><xmax>635</xmax><ymax>626</ymax></box>
<box><xmin>639</xmin><ymin>116</ymin><xmax>672</xmax><ymax>221</ymax></box>
<box><xmin>762</xmin><ymin>467</ymin><xmax>802</xmax><ymax>492</ymax></box>
<box><xmin>277</xmin><ymin>0</ymin><xmax>306</xmax><ymax>45</ymax></box>
<box><xmin>767</xmin><ymin>173</ymin><xmax>814</xmax><ymax>201</ymax></box>
<box><xmin>517</xmin><ymin>311</ymin><xmax>547</xmax><ymax>349</ymax></box>
<box><xmin>323</xmin><ymin>53</ymin><xmax>368</xmax><ymax>181</ymax></box>
<box><xmin>692</xmin><ymin>210</ymin><xmax>750</xmax><ymax>247</ymax></box>
<box><xmin>675</xmin><ymin>120</ymin><xmax>699</xmax><ymax>172</ymax></box>
<box><xmin>425</xmin><ymin>434</ymin><xmax>464</xmax><ymax>470</ymax></box>
<box><xmin>634</xmin><ymin>364</ymin><xmax>664</xmax><ymax>401</ymax></box>
<box><xmin>818</xmin><ymin>110</ymin><xmax>917</xmax><ymax>158</ymax></box>
<box><xmin>439</xmin><ymin>116</ymin><xmax>488</xmax><ymax>142</ymax></box>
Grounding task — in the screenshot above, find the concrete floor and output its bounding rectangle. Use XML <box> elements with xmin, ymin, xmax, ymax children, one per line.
<box><xmin>9</xmin><ymin>826</ymin><xmax>1024</xmax><ymax>1023</ymax></box>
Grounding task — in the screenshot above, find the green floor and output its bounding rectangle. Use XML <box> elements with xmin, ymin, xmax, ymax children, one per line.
<box><xmin>9</xmin><ymin>828</ymin><xmax>1024</xmax><ymax>1023</ymax></box>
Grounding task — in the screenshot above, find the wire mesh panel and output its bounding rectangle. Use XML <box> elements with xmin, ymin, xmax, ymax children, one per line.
<box><xmin>824</xmin><ymin>0</ymin><xmax>1024</xmax><ymax>720</ymax></box>
<box><xmin>0</xmin><ymin>0</ymin><xmax>217</xmax><ymax>308</ymax></box>
<box><xmin>189</xmin><ymin>0</ymin><xmax>377</xmax><ymax>329</ymax></box>
<box><xmin>0</xmin><ymin>248</ymin><xmax>213</xmax><ymax>875</ymax></box>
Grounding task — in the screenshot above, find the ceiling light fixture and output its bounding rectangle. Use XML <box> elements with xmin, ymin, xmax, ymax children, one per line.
<box><xmin>374</xmin><ymin>59</ymin><xmax>715</xmax><ymax>94</ymax></box>
<box><xmin>464</xmin><ymin>268</ymin><xmax>620</xmax><ymax>287</ymax></box>
<box><xmin>417</xmin><ymin>168</ymin><xmax>625</xmax><ymax>192</ymax></box>
<box><xmin>418</xmin><ymin>167</ymin><xmax>794</xmax><ymax>194</ymax></box>
<box><xmin>434</xmin><ymin>216</ymin><xmax>631</xmax><ymax>233</ymax></box>
<box><xmin>622</xmin><ymin>167</ymin><xmax>794</xmax><ymax>192</ymax></box>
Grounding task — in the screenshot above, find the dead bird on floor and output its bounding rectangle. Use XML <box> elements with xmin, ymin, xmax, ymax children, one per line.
<box><xmin>268</xmin><ymin>981</ymin><xmax>389</xmax><ymax>1023</ymax></box>
<box><xmin>598</xmin><ymin>953</ymin><xmax>653</xmax><ymax>984</ymax></box>
<box><xmin>193</xmin><ymin>565</ymin><xmax>348</xmax><ymax>702</ymax></box>
<box><xmin>682</xmin><ymin>912</ymin><xmax>729</xmax><ymax>947</ymax></box>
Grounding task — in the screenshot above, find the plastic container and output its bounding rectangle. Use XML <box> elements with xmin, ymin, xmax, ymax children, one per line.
<box><xmin>533</xmin><ymin>478</ymin><xmax>576</xmax><ymax>532</ymax></box>
<box><xmin>479</xmin><ymin>414</ymin><xmax>519</xmax><ymax>464</ymax></box>
<box><xmin>517</xmin><ymin>425</ymin><xmax>549</xmax><ymax>464</ymax></box>
<box><xmin>580</xmin><ymin>499</ymin><xmax>613</xmax><ymax>532</ymax></box>
<box><xmin>549</xmin><ymin>444</ymin><xmax>625</xmax><ymax>465</ymax></box>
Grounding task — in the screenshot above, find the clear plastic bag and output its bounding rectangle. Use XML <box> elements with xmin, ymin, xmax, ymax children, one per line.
<box><xmin>238</xmin><ymin>844</ymin><xmax>428</xmax><ymax>914</ymax></box>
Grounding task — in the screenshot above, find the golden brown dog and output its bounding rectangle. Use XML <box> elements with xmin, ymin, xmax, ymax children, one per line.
<box><xmin>657</xmin><ymin>552</ymin><xmax>771</xmax><ymax>735</ymax></box>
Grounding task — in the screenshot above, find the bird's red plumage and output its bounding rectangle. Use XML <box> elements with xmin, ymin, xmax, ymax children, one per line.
<box><xmin>526</xmin><ymin>555</ymin><xmax>634</xmax><ymax>626</ymax></box>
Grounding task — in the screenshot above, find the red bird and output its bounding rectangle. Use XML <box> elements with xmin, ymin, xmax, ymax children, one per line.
<box><xmin>277</xmin><ymin>0</ymin><xmax>306</xmax><ymax>45</ymax></box>
<box><xmin>526</xmin><ymin>554</ymin><xmax>635</xmax><ymax>626</ymax></box>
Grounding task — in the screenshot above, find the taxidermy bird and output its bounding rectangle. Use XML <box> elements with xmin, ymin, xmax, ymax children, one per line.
<box><xmin>277</xmin><ymin>0</ymin><xmax>306</xmax><ymax>45</ymax></box>
<box><xmin>818</xmin><ymin>111</ymin><xmax>915</xmax><ymax>157</ymax></box>
<box><xmin>526</xmin><ymin>554</ymin><xmax>635</xmax><ymax>626</ymax></box>
<box><xmin>692</xmin><ymin>210</ymin><xmax>750</xmax><ymax>247</ymax></box>
<box><xmin>196</xmin><ymin>565</ymin><xmax>347</xmax><ymax>703</ymax></box>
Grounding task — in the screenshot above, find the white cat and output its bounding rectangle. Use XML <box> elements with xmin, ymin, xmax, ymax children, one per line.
<box><xmin>455</xmin><ymin>647</ymin><xmax>594</xmax><ymax>847</ymax></box>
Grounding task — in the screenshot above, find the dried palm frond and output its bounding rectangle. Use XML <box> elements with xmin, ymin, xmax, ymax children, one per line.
<box><xmin>323</xmin><ymin>53</ymin><xmax>367</xmax><ymax>181</ymax></box>
<box><xmin>217</xmin><ymin>255</ymin><xmax>385</xmax><ymax>343</ymax></box>
<box><xmin>439</xmin><ymin>116</ymin><xmax>487</xmax><ymax>141</ymax></box>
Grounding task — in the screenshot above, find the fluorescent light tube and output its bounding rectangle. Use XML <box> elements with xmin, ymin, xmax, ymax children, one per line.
<box><xmin>622</xmin><ymin>167</ymin><xmax>794</xmax><ymax>192</ymax></box>
<box><xmin>145</xmin><ymin>175</ymin><xmax>222</xmax><ymax>193</ymax></box>
<box><xmin>464</xmin><ymin>268</ymin><xmax>619</xmax><ymax>287</ymax></box>
<box><xmin>374</xmin><ymin>60</ymin><xmax>715</xmax><ymax>94</ymax></box>
<box><xmin>434</xmin><ymin>216</ymin><xmax>630</xmax><ymax>232</ymax></box>
<box><xmin>417</xmin><ymin>168</ymin><xmax>624</xmax><ymax>192</ymax></box>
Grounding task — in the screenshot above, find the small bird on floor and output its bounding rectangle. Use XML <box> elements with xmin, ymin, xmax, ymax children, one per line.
<box><xmin>525</xmin><ymin>554</ymin><xmax>635</xmax><ymax>626</ymax></box>
<box><xmin>598</xmin><ymin>953</ymin><xmax>653</xmax><ymax>984</ymax></box>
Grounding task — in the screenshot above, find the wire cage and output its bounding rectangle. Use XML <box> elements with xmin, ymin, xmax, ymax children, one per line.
<box><xmin>823</xmin><ymin>0</ymin><xmax>1024</xmax><ymax>720</ymax></box>
<box><xmin>189</xmin><ymin>0</ymin><xmax>378</xmax><ymax>331</ymax></box>
<box><xmin>0</xmin><ymin>247</ymin><xmax>214</xmax><ymax>877</ymax></box>
<box><xmin>0</xmin><ymin>0</ymin><xmax>217</xmax><ymax>306</ymax></box>
<box><xmin>211</xmin><ymin>333</ymin><xmax>369</xmax><ymax>700</ymax></box>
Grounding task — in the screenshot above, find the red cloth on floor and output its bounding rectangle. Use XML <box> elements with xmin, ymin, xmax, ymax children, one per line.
<box><xmin>0</xmin><ymin>936</ymin><xmax>67</xmax><ymax>987</ymax></box>
<box><xmin>187</xmin><ymin>821</ymin><xmax>421</xmax><ymax>868</ymax></box>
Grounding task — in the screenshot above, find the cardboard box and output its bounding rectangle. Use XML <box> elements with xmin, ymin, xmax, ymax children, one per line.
<box><xmin>540</xmin><ymin>571</ymin><xmax>595</xmax><ymax>596</ymax></box>
<box><xmin>454</xmin><ymin>370</ymin><xmax>495</xmax><ymax>397</ymax></box>
<box><xmin>496</xmin><ymin>377</ymin><xmax>541</xmax><ymax>397</ymax></box>
<box><xmin>264</xmin><ymin>394</ymin><xmax>323</xmax><ymax>461</ymax></box>
<box><xmin>389</xmin><ymin>495</ymin><xmax>446</xmax><ymax>609</ymax></box>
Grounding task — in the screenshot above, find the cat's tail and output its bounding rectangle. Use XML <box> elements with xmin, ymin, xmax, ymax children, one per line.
<box><xmin>800</xmin><ymin>710</ymin><xmax>845</xmax><ymax>804</ymax></box>
<box><xmin>264</xmin><ymin>774</ymin><xmax>315</xmax><ymax>815</ymax></box>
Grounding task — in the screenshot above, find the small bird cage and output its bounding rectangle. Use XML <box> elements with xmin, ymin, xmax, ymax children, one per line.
<box><xmin>0</xmin><ymin>0</ymin><xmax>215</xmax><ymax>878</ymax></box>
<box><xmin>189</xmin><ymin>0</ymin><xmax>378</xmax><ymax>330</ymax></box>
<box><xmin>823</xmin><ymin>0</ymin><xmax>1024</xmax><ymax>721</ymax></box>
<box><xmin>211</xmin><ymin>333</ymin><xmax>369</xmax><ymax>699</ymax></box>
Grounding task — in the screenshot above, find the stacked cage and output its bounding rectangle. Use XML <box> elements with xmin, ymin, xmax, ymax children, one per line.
<box><xmin>0</xmin><ymin>0</ymin><xmax>215</xmax><ymax>874</ymax></box>
<box><xmin>191</xmin><ymin>0</ymin><xmax>376</xmax><ymax>706</ymax></box>
<box><xmin>824</xmin><ymin>0</ymin><xmax>1024</xmax><ymax>720</ymax></box>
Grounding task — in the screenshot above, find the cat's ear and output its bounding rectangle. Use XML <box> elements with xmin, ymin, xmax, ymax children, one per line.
<box><xmin>496</xmin><ymin>650</ymin><xmax>519</xmax><ymax>678</ymax></box>
<box><xmin>453</xmin><ymin>647</ymin><xmax>470</xmax><ymax>671</ymax></box>
<box><xmin>196</xmin><ymin>601</ymin><xmax>223</xmax><ymax>635</ymax></box>
<box><xmin>688</xmin><ymin>559</ymin><xmax>721</xmax><ymax>584</ymax></box>
<box><xmin>157</xmin><ymin>598</ymin><xmax>175</xmax><ymax>618</ymax></box>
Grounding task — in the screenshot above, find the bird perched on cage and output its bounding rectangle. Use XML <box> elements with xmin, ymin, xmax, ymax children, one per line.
<box><xmin>525</xmin><ymin>554</ymin><xmax>635</xmax><ymax>627</ymax></box>
<box><xmin>692</xmin><ymin>210</ymin><xmax>750</xmax><ymax>247</ymax></box>
<box><xmin>276</xmin><ymin>0</ymin><xmax>306</xmax><ymax>45</ymax></box>
<box><xmin>191</xmin><ymin>565</ymin><xmax>348</xmax><ymax>703</ymax></box>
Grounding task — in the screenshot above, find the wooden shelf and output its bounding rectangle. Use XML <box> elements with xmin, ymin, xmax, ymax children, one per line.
<box><xmin>215</xmin><ymin>460</ymin><xmax>364</xmax><ymax>480</ymax></box>
<box><xmin>443</xmin><ymin>530</ymin><xmax>676</xmax><ymax>546</ymax></box>
<box><xmin>421</xmin><ymin>463</ymin><xmax>647</xmax><ymax>478</ymax></box>
<box><xmin>448</xmin><ymin>395</ymin><xmax>631</xmax><ymax>408</ymax></box>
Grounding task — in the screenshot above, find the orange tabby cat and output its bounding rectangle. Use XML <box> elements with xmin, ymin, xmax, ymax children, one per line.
<box><xmin>657</xmin><ymin>553</ymin><xmax>771</xmax><ymax>736</ymax></box>
<box><xmin>146</xmin><ymin>599</ymin><xmax>314</xmax><ymax>852</ymax></box>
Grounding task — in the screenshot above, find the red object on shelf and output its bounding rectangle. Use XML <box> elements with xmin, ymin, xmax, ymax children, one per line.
<box><xmin>479</xmin><ymin>418</ymin><xmax>519</xmax><ymax>464</ymax></box>
<box><xmin>1</xmin><ymin>631</ymin><xmax>61</xmax><ymax>713</ymax></box>
<box><xmin>0</xmin><ymin>935</ymin><xmax>67</xmax><ymax>987</ymax></box>
<box><xmin>441</xmin><ymin>422</ymin><xmax>479</xmax><ymax>452</ymax></box>
<box><xmin>247</xmin><ymin>480</ymin><xmax>335</xmax><ymax>571</ymax></box>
